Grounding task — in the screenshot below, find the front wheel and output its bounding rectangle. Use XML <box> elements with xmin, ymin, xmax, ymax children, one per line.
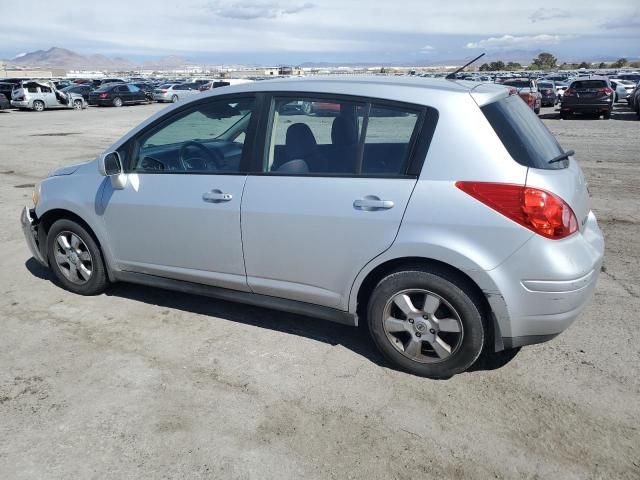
<box><xmin>171</xmin><ymin>95</ymin><xmax>179</xmax><ymax>103</ymax></box>
<box><xmin>367</xmin><ymin>267</ymin><xmax>485</xmax><ymax>378</ymax></box>
<box><xmin>47</xmin><ymin>219</ymin><xmax>108</xmax><ymax>295</ymax></box>
<box><xmin>603</xmin><ymin>110</ymin><xmax>611</xmax><ymax>120</ymax></box>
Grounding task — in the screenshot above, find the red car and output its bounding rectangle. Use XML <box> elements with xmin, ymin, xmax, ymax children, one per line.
<box><xmin>501</xmin><ymin>78</ymin><xmax>542</xmax><ymax>114</ymax></box>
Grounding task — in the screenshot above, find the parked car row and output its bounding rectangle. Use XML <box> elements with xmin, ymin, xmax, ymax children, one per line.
<box><xmin>0</xmin><ymin>77</ymin><xmax>250</xmax><ymax>112</ymax></box>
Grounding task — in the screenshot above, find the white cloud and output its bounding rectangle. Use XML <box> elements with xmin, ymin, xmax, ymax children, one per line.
<box><xmin>208</xmin><ymin>1</ymin><xmax>314</xmax><ymax>20</ymax></box>
<box><xmin>419</xmin><ymin>45</ymin><xmax>435</xmax><ymax>53</ymax></box>
<box><xmin>466</xmin><ymin>34</ymin><xmax>568</xmax><ymax>50</ymax></box>
<box><xmin>529</xmin><ymin>8</ymin><xmax>569</xmax><ymax>23</ymax></box>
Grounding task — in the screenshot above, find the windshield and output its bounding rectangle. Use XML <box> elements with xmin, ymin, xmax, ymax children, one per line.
<box><xmin>481</xmin><ymin>95</ymin><xmax>567</xmax><ymax>170</ymax></box>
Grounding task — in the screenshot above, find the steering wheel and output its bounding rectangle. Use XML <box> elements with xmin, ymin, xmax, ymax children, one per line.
<box><xmin>178</xmin><ymin>140</ymin><xmax>223</xmax><ymax>171</ymax></box>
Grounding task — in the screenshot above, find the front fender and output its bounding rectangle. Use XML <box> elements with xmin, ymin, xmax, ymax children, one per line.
<box><xmin>35</xmin><ymin>165</ymin><xmax>117</xmax><ymax>276</ymax></box>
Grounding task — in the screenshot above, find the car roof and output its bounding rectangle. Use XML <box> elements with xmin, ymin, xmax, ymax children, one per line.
<box><xmin>197</xmin><ymin>76</ymin><xmax>509</xmax><ymax>107</ymax></box>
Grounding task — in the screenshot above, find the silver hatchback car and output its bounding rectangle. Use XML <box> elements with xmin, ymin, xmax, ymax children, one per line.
<box><xmin>21</xmin><ymin>77</ymin><xmax>604</xmax><ymax>378</ymax></box>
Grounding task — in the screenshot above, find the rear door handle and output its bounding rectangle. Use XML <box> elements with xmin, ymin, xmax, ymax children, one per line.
<box><xmin>202</xmin><ymin>189</ymin><xmax>232</xmax><ymax>203</ymax></box>
<box><xmin>353</xmin><ymin>196</ymin><xmax>394</xmax><ymax>211</ymax></box>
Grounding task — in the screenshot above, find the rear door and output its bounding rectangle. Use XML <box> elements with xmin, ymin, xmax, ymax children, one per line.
<box><xmin>240</xmin><ymin>94</ymin><xmax>433</xmax><ymax>309</ymax></box>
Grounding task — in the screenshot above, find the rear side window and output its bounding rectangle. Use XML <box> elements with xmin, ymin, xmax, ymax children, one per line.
<box><xmin>263</xmin><ymin>96</ymin><xmax>423</xmax><ymax>176</ymax></box>
<box><xmin>571</xmin><ymin>80</ymin><xmax>607</xmax><ymax>89</ymax></box>
<box><xmin>482</xmin><ymin>95</ymin><xmax>566</xmax><ymax>170</ymax></box>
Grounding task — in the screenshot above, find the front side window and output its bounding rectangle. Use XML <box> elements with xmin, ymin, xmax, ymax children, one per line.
<box><xmin>129</xmin><ymin>97</ymin><xmax>255</xmax><ymax>174</ymax></box>
<box><xmin>263</xmin><ymin>96</ymin><xmax>421</xmax><ymax>176</ymax></box>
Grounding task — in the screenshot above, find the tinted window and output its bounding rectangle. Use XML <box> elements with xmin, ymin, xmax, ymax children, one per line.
<box><xmin>264</xmin><ymin>96</ymin><xmax>422</xmax><ymax>176</ymax></box>
<box><xmin>503</xmin><ymin>80</ymin><xmax>531</xmax><ymax>89</ymax></box>
<box><xmin>130</xmin><ymin>97</ymin><xmax>255</xmax><ymax>174</ymax></box>
<box><xmin>128</xmin><ymin>85</ymin><xmax>140</xmax><ymax>92</ymax></box>
<box><xmin>482</xmin><ymin>95</ymin><xmax>566</xmax><ymax>170</ymax></box>
<box><xmin>571</xmin><ymin>80</ymin><xmax>607</xmax><ymax>89</ymax></box>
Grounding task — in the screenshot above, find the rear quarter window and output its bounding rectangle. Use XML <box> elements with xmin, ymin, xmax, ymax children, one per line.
<box><xmin>481</xmin><ymin>95</ymin><xmax>567</xmax><ymax>170</ymax></box>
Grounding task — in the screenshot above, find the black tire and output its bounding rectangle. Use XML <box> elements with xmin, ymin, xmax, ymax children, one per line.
<box><xmin>73</xmin><ymin>99</ymin><xmax>83</xmax><ymax>110</ymax></box>
<box><xmin>560</xmin><ymin>111</ymin><xmax>571</xmax><ymax>120</ymax></box>
<box><xmin>112</xmin><ymin>97</ymin><xmax>123</xmax><ymax>107</ymax></box>
<box><xmin>534</xmin><ymin>107</ymin><xmax>540</xmax><ymax>115</ymax></box>
<box><xmin>47</xmin><ymin>219</ymin><xmax>108</xmax><ymax>295</ymax></box>
<box><xmin>32</xmin><ymin>100</ymin><xmax>45</xmax><ymax>112</ymax></box>
<box><xmin>603</xmin><ymin>110</ymin><xmax>611</xmax><ymax>120</ymax></box>
<box><xmin>171</xmin><ymin>95</ymin><xmax>179</xmax><ymax>103</ymax></box>
<box><xmin>367</xmin><ymin>266</ymin><xmax>485</xmax><ymax>378</ymax></box>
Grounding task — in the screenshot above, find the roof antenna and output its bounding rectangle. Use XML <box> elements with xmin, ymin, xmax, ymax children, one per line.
<box><xmin>446</xmin><ymin>53</ymin><xmax>486</xmax><ymax>80</ymax></box>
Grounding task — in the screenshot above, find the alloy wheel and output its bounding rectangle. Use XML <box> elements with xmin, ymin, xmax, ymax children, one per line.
<box><xmin>382</xmin><ymin>289</ymin><xmax>464</xmax><ymax>363</ymax></box>
<box><xmin>53</xmin><ymin>231</ymin><xmax>93</xmax><ymax>284</ymax></box>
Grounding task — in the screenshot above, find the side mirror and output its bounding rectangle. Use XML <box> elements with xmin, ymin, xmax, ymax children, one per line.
<box><xmin>99</xmin><ymin>152</ymin><xmax>123</xmax><ymax>177</ymax></box>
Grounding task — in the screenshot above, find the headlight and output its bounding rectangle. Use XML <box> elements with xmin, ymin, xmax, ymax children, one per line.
<box><xmin>32</xmin><ymin>183</ymin><xmax>41</xmax><ymax>206</ymax></box>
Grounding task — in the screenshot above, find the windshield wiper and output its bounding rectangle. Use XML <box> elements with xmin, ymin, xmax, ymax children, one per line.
<box><xmin>548</xmin><ymin>149</ymin><xmax>574</xmax><ymax>164</ymax></box>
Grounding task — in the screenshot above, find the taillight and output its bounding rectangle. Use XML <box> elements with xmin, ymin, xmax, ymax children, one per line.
<box><xmin>598</xmin><ymin>87</ymin><xmax>613</xmax><ymax>95</ymax></box>
<box><xmin>564</xmin><ymin>88</ymin><xmax>576</xmax><ymax>96</ymax></box>
<box><xmin>455</xmin><ymin>182</ymin><xmax>578</xmax><ymax>240</ymax></box>
<box><xmin>99</xmin><ymin>93</ymin><xmax>108</xmax><ymax>98</ymax></box>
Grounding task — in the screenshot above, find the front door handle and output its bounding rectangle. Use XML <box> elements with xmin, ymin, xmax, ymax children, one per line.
<box><xmin>353</xmin><ymin>196</ymin><xmax>394</xmax><ymax>211</ymax></box>
<box><xmin>202</xmin><ymin>189</ymin><xmax>232</xmax><ymax>203</ymax></box>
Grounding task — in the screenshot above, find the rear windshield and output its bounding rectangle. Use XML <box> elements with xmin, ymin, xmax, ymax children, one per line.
<box><xmin>571</xmin><ymin>80</ymin><xmax>607</xmax><ymax>89</ymax></box>
<box><xmin>481</xmin><ymin>95</ymin><xmax>567</xmax><ymax>170</ymax></box>
<box><xmin>503</xmin><ymin>80</ymin><xmax>530</xmax><ymax>89</ymax></box>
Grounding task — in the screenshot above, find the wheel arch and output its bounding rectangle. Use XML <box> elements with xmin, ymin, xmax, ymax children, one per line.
<box><xmin>352</xmin><ymin>256</ymin><xmax>506</xmax><ymax>352</ymax></box>
<box><xmin>37</xmin><ymin>208</ymin><xmax>115</xmax><ymax>281</ymax></box>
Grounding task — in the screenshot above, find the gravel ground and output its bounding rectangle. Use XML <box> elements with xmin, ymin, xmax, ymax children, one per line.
<box><xmin>0</xmin><ymin>102</ymin><xmax>638</xmax><ymax>479</ymax></box>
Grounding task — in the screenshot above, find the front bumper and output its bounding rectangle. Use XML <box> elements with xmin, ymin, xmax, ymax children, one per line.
<box><xmin>20</xmin><ymin>207</ymin><xmax>48</xmax><ymax>267</ymax></box>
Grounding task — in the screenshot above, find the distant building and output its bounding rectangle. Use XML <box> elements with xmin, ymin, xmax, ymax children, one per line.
<box><xmin>0</xmin><ymin>63</ymin><xmax>66</xmax><ymax>79</ymax></box>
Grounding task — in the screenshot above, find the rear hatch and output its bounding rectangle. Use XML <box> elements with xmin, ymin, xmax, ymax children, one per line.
<box><xmin>480</xmin><ymin>94</ymin><xmax>591</xmax><ymax>231</ymax></box>
<box><xmin>566</xmin><ymin>79</ymin><xmax>611</xmax><ymax>102</ymax></box>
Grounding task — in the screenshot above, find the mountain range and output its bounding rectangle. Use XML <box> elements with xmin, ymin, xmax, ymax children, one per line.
<box><xmin>3</xmin><ymin>47</ymin><xmax>192</xmax><ymax>71</ymax></box>
<box><xmin>2</xmin><ymin>47</ymin><xmax>635</xmax><ymax>71</ymax></box>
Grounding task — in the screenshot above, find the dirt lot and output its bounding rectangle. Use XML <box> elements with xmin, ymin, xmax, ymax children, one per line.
<box><xmin>1</xmin><ymin>102</ymin><xmax>638</xmax><ymax>479</ymax></box>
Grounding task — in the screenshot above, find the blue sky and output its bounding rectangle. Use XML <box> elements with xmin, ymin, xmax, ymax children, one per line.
<box><xmin>1</xmin><ymin>0</ymin><xmax>639</xmax><ymax>64</ymax></box>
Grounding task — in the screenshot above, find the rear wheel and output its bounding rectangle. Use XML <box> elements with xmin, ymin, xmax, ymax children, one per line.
<box><xmin>32</xmin><ymin>100</ymin><xmax>45</xmax><ymax>112</ymax></box>
<box><xmin>73</xmin><ymin>99</ymin><xmax>83</xmax><ymax>110</ymax></box>
<box><xmin>603</xmin><ymin>110</ymin><xmax>611</xmax><ymax>120</ymax></box>
<box><xmin>112</xmin><ymin>97</ymin><xmax>123</xmax><ymax>107</ymax></box>
<box><xmin>367</xmin><ymin>267</ymin><xmax>485</xmax><ymax>378</ymax></box>
<box><xmin>47</xmin><ymin>219</ymin><xmax>108</xmax><ymax>295</ymax></box>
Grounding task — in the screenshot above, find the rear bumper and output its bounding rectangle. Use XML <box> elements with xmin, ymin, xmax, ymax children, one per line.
<box><xmin>486</xmin><ymin>211</ymin><xmax>604</xmax><ymax>347</ymax></box>
<box><xmin>11</xmin><ymin>100</ymin><xmax>29</xmax><ymax>108</ymax></box>
<box><xmin>20</xmin><ymin>207</ymin><xmax>48</xmax><ymax>267</ymax></box>
<box><xmin>88</xmin><ymin>99</ymin><xmax>112</xmax><ymax>106</ymax></box>
<box><xmin>560</xmin><ymin>101</ymin><xmax>612</xmax><ymax>112</ymax></box>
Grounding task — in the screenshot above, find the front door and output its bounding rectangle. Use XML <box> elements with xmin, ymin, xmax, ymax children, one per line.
<box><xmin>101</xmin><ymin>95</ymin><xmax>257</xmax><ymax>291</ymax></box>
<box><xmin>241</xmin><ymin>94</ymin><xmax>429</xmax><ymax>309</ymax></box>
